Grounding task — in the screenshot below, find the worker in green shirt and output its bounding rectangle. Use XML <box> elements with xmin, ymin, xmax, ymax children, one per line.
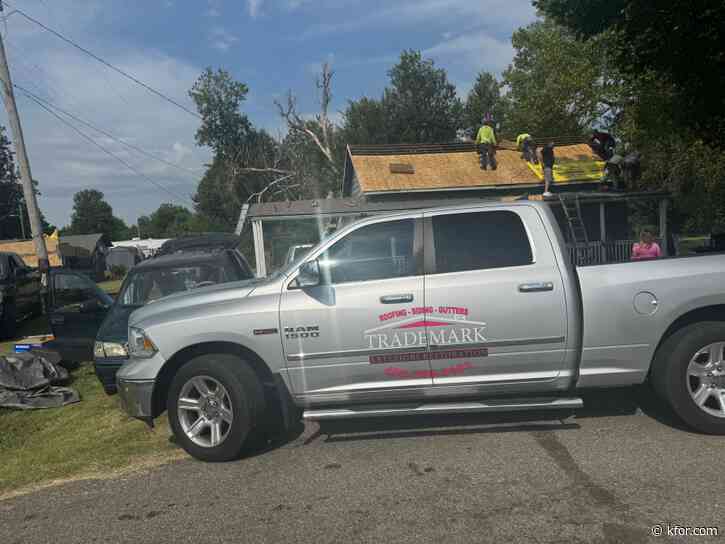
<box><xmin>475</xmin><ymin>115</ymin><xmax>497</xmax><ymax>170</ymax></box>
<box><xmin>516</xmin><ymin>133</ymin><xmax>538</xmax><ymax>164</ymax></box>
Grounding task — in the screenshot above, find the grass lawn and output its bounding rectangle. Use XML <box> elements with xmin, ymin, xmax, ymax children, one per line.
<box><xmin>0</xmin><ymin>321</ymin><xmax>180</xmax><ymax>498</ymax></box>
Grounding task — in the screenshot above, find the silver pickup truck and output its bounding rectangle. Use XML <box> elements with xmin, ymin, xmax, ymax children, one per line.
<box><xmin>117</xmin><ymin>202</ymin><xmax>725</xmax><ymax>461</ymax></box>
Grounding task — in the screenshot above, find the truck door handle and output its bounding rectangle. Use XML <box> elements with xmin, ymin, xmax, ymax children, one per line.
<box><xmin>380</xmin><ymin>294</ymin><xmax>414</xmax><ymax>304</ymax></box>
<box><xmin>518</xmin><ymin>282</ymin><xmax>554</xmax><ymax>293</ymax></box>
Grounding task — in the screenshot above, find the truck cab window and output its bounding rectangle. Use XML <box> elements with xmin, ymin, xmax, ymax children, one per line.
<box><xmin>432</xmin><ymin>211</ymin><xmax>533</xmax><ymax>273</ymax></box>
<box><xmin>321</xmin><ymin>219</ymin><xmax>415</xmax><ymax>284</ymax></box>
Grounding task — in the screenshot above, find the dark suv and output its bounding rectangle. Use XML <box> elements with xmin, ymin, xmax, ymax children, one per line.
<box><xmin>42</xmin><ymin>235</ymin><xmax>254</xmax><ymax>393</ymax></box>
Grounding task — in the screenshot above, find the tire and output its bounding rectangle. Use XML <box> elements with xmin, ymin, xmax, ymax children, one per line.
<box><xmin>1</xmin><ymin>300</ymin><xmax>17</xmax><ymax>340</ymax></box>
<box><xmin>652</xmin><ymin>321</ymin><xmax>725</xmax><ymax>434</ymax></box>
<box><xmin>167</xmin><ymin>354</ymin><xmax>265</xmax><ymax>462</ymax></box>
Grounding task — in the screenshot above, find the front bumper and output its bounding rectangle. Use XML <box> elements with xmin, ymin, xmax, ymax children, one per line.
<box><xmin>94</xmin><ymin>357</ymin><xmax>127</xmax><ymax>393</ymax></box>
<box><xmin>117</xmin><ymin>378</ymin><xmax>155</xmax><ymax>422</ymax></box>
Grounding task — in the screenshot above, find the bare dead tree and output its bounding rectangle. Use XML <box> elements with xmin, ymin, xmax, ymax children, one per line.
<box><xmin>275</xmin><ymin>62</ymin><xmax>340</xmax><ymax>177</ymax></box>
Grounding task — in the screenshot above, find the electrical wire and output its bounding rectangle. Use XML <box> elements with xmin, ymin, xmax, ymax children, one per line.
<box><xmin>18</xmin><ymin>89</ymin><xmax>195</xmax><ymax>205</ymax></box>
<box><xmin>15</xmin><ymin>83</ymin><xmax>203</xmax><ymax>178</ymax></box>
<box><xmin>2</xmin><ymin>0</ymin><xmax>202</xmax><ymax>120</ymax></box>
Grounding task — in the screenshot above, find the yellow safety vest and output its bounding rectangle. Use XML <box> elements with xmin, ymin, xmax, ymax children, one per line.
<box><xmin>476</xmin><ymin>125</ymin><xmax>497</xmax><ymax>145</ymax></box>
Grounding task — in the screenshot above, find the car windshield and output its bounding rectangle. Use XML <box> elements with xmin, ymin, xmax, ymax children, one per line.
<box><xmin>118</xmin><ymin>262</ymin><xmax>241</xmax><ymax>307</ymax></box>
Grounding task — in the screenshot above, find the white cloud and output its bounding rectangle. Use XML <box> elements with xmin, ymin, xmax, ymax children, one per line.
<box><xmin>303</xmin><ymin>0</ymin><xmax>536</xmax><ymax>38</ymax></box>
<box><xmin>0</xmin><ymin>3</ymin><xmax>210</xmax><ymax>226</ymax></box>
<box><xmin>206</xmin><ymin>0</ymin><xmax>221</xmax><ymax>16</ymax></box>
<box><xmin>209</xmin><ymin>27</ymin><xmax>239</xmax><ymax>52</ymax></box>
<box><xmin>424</xmin><ymin>30</ymin><xmax>515</xmax><ymax>74</ymax></box>
<box><xmin>248</xmin><ymin>0</ymin><xmax>263</xmax><ymax>18</ymax></box>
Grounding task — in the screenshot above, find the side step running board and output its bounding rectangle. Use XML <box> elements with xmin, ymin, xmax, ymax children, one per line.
<box><xmin>303</xmin><ymin>397</ymin><xmax>583</xmax><ymax>420</ymax></box>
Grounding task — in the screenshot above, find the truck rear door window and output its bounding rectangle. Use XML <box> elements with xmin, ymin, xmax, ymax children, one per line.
<box><xmin>432</xmin><ymin>211</ymin><xmax>533</xmax><ymax>273</ymax></box>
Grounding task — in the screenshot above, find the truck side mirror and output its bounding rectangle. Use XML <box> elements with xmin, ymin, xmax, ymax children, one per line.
<box><xmin>295</xmin><ymin>259</ymin><xmax>321</xmax><ymax>288</ymax></box>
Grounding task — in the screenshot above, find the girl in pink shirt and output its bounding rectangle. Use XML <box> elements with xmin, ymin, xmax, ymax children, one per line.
<box><xmin>631</xmin><ymin>229</ymin><xmax>662</xmax><ymax>260</ymax></box>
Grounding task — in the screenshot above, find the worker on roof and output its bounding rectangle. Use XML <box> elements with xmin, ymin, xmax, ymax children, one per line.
<box><xmin>516</xmin><ymin>133</ymin><xmax>538</xmax><ymax>164</ymax></box>
<box><xmin>590</xmin><ymin>130</ymin><xmax>616</xmax><ymax>160</ymax></box>
<box><xmin>540</xmin><ymin>142</ymin><xmax>555</xmax><ymax>197</ymax></box>
<box><xmin>476</xmin><ymin>114</ymin><xmax>497</xmax><ymax>171</ymax></box>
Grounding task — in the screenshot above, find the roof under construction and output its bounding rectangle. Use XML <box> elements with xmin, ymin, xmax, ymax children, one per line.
<box><xmin>343</xmin><ymin>141</ymin><xmax>605</xmax><ymax>196</ymax></box>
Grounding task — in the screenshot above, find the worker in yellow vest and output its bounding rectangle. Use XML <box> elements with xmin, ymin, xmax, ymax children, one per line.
<box><xmin>516</xmin><ymin>133</ymin><xmax>538</xmax><ymax>164</ymax></box>
<box><xmin>475</xmin><ymin>115</ymin><xmax>497</xmax><ymax>170</ymax></box>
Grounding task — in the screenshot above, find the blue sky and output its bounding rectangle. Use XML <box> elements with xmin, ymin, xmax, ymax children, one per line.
<box><xmin>0</xmin><ymin>0</ymin><xmax>537</xmax><ymax>228</ymax></box>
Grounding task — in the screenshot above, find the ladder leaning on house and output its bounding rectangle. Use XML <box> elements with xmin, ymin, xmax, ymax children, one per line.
<box><xmin>558</xmin><ymin>194</ymin><xmax>591</xmax><ymax>265</ymax></box>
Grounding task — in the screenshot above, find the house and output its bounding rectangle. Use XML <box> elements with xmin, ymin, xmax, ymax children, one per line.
<box><xmin>0</xmin><ymin>231</ymin><xmax>63</xmax><ymax>268</ymax></box>
<box><xmin>245</xmin><ymin>140</ymin><xmax>669</xmax><ymax>276</ymax></box>
<box><xmin>59</xmin><ymin>233</ymin><xmax>110</xmax><ymax>281</ymax></box>
<box><xmin>342</xmin><ymin>141</ymin><xmax>604</xmax><ymax>200</ymax></box>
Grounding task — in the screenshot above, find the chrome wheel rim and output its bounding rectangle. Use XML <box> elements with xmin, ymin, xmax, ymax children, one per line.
<box><xmin>687</xmin><ymin>342</ymin><xmax>725</xmax><ymax>419</ymax></box>
<box><xmin>177</xmin><ymin>376</ymin><xmax>233</xmax><ymax>447</ymax></box>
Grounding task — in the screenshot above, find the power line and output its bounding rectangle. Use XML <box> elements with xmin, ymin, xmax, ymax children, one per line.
<box><xmin>15</xmin><ymin>83</ymin><xmax>203</xmax><ymax>178</ymax></box>
<box><xmin>3</xmin><ymin>1</ymin><xmax>202</xmax><ymax>120</ymax></box>
<box><xmin>19</xmin><ymin>89</ymin><xmax>194</xmax><ymax>205</ymax></box>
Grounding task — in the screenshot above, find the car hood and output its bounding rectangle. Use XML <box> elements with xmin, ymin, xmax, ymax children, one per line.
<box><xmin>128</xmin><ymin>277</ymin><xmax>266</xmax><ymax>328</ymax></box>
<box><xmin>96</xmin><ymin>304</ymin><xmax>136</xmax><ymax>344</ymax></box>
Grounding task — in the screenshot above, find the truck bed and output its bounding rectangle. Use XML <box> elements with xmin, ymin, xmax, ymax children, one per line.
<box><xmin>575</xmin><ymin>252</ymin><xmax>725</xmax><ymax>387</ymax></box>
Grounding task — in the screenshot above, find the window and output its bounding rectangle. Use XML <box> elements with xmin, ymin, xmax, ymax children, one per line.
<box><xmin>432</xmin><ymin>211</ymin><xmax>533</xmax><ymax>273</ymax></box>
<box><xmin>321</xmin><ymin>219</ymin><xmax>416</xmax><ymax>284</ymax></box>
<box><xmin>119</xmin><ymin>262</ymin><xmax>241</xmax><ymax>307</ymax></box>
<box><xmin>53</xmin><ymin>273</ymin><xmax>100</xmax><ymax>311</ymax></box>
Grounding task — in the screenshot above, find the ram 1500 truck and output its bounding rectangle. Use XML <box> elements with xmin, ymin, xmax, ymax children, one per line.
<box><xmin>116</xmin><ymin>202</ymin><xmax>725</xmax><ymax>461</ymax></box>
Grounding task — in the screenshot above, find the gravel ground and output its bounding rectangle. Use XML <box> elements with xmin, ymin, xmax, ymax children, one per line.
<box><xmin>1</xmin><ymin>387</ymin><xmax>723</xmax><ymax>544</ymax></box>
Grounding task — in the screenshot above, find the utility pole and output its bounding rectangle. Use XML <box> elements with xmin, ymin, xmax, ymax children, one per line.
<box><xmin>17</xmin><ymin>201</ymin><xmax>26</xmax><ymax>238</ymax></box>
<box><xmin>0</xmin><ymin>3</ymin><xmax>49</xmax><ymax>275</ymax></box>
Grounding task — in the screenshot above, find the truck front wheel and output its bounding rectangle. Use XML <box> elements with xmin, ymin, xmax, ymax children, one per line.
<box><xmin>167</xmin><ymin>354</ymin><xmax>264</xmax><ymax>462</ymax></box>
<box><xmin>652</xmin><ymin>321</ymin><xmax>725</xmax><ymax>434</ymax></box>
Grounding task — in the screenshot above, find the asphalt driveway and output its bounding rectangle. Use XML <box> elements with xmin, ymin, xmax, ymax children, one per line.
<box><xmin>1</xmin><ymin>387</ymin><xmax>723</xmax><ymax>543</ymax></box>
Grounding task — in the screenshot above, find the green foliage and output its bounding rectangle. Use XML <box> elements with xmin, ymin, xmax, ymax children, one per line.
<box><xmin>342</xmin><ymin>50</ymin><xmax>463</xmax><ymax>145</ymax></box>
<box><xmin>463</xmin><ymin>72</ymin><xmax>509</xmax><ymax>134</ymax></box>
<box><xmin>137</xmin><ymin>203</ymin><xmax>193</xmax><ymax>238</ymax></box>
<box><xmin>64</xmin><ymin>189</ymin><xmax>130</xmax><ymax>241</ymax></box>
<box><xmin>502</xmin><ymin>20</ymin><xmax>621</xmax><ymax>138</ymax></box>
<box><xmin>109</xmin><ymin>264</ymin><xmax>127</xmax><ymax>280</ymax></box>
<box><xmin>535</xmin><ymin>0</ymin><xmax>725</xmax><ymax>142</ymax></box>
<box><xmin>0</xmin><ymin>126</ymin><xmax>54</xmax><ymax>239</ymax></box>
<box><xmin>341</xmin><ymin>98</ymin><xmax>389</xmax><ymax>146</ymax></box>
<box><xmin>635</xmin><ymin>140</ymin><xmax>725</xmax><ymax>235</ymax></box>
<box><xmin>189</xmin><ymin>68</ymin><xmax>252</xmax><ymax>158</ymax></box>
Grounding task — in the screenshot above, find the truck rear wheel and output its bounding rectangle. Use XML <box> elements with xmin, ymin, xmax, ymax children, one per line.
<box><xmin>167</xmin><ymin>354</ymin><xmax>264</xmax><ymax>462</ymax></box>
<box><xmin>652</xmin><ymin>321</ymin><xmax>725</xmax><ymax>434</ymax></box>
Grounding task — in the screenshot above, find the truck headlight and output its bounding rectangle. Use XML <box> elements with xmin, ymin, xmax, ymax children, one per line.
<box><xmin>128</xmin><ymin>327</ymin><xmax>157</xmax><ymax>359</ymax></box>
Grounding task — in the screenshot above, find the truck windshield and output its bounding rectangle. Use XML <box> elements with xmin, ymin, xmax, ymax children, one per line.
<box><xmin>118</xmin><ymin>262</ymin><xmax>241</xmax><ymax>307</ymax></box>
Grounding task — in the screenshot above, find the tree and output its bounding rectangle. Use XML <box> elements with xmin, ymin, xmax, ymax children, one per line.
<box><xmin>502</xmin><ymin>20</ymin><xmax>622</xmax><ymax>138</ymax></box>
<box><xmin>384</xmin><ymin>50</ymin><xmax>462</xmax><ymax>143</ymax></box>
<box><xmin>341</xmin><ymin>97</ymin><xmax>389</xmax><ymax>146</ymax></box>
<box><xmin>341</xmin><ymin>50</ymin><xmax>463</xmax><ymax>145</ymax></box>
<box><xmin>137</xmin><ymin>203</ymin><xmax>194</xmax><ymax>239</ymax></box>
<box><xmin>534</xmin><ymin>0</ymin><xmax>725</xmax><ymax>143</ymax></box>
<box><xmin>0</xmin><ymin>126</ymin><xmax>55</xmax><ymax>239</ymax></box>
<box><xmin>463</xmin><ymin>72</ymin><xmax>509</xmax><ymax>135</ymax></box>
<box><xmin>276</xmin><ymin>63</ymin><xmax>341</xmax><ymax>181</ymax></box>
<box><xmin>65</xmin><ymin>189</ymin><xmax>129</xmax><ymax>241</ymax></box>
<box><xmin>189</xmin><ymin>68</ymin><xmax>252</xmax><ymax>161</ymax></box>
